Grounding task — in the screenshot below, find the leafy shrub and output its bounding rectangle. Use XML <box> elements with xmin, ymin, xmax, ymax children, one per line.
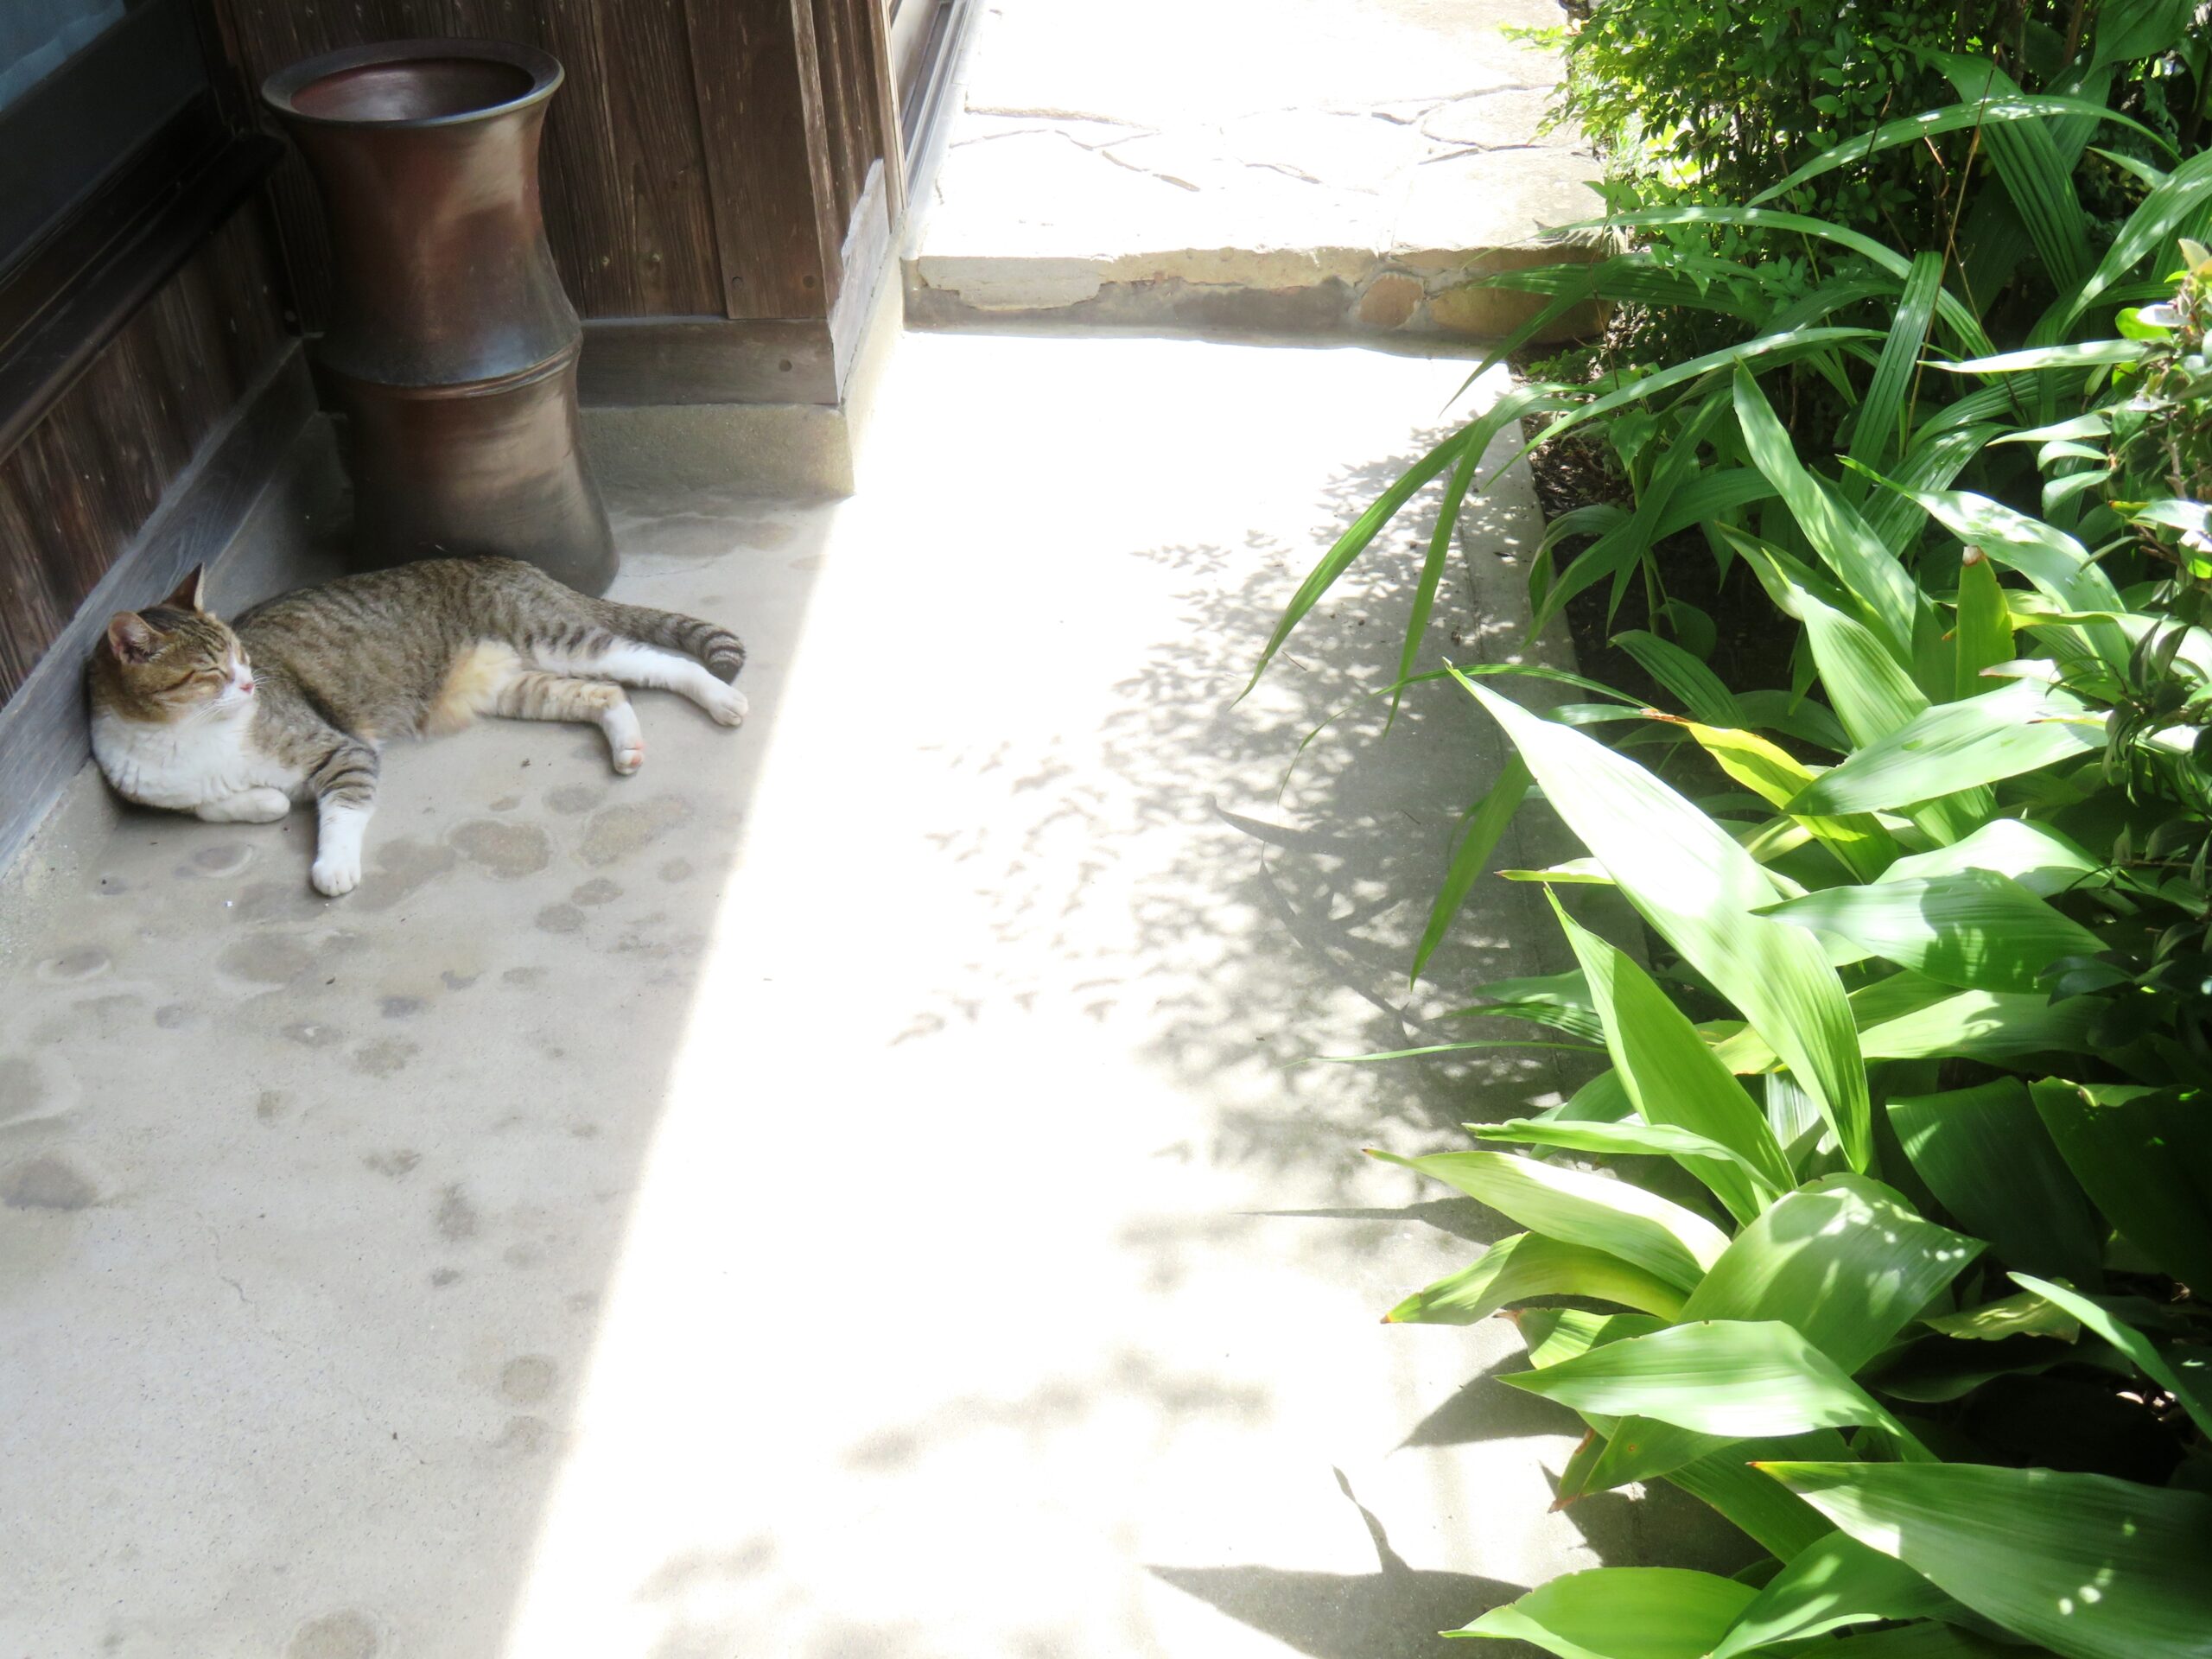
<box><xmin>1255</xmin><ymin>71</ymin><xmax>2212</xmax><ymax>1659</ymax></box>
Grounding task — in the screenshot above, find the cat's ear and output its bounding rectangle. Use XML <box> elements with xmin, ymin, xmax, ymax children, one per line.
<box><xmin>105</xmin><ymin>613</ymin><xmax>162</xmax><ymax>664</ymax></box>
<box><xmin>159</xmin><ymin>565</ymin><xmax>207</xmax><ymax>613</ymax></box>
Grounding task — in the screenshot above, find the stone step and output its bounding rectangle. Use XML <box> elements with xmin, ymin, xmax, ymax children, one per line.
<box><xmin>903</xmin><ymin>0</ymin><xmax>1604</xmax><ymax>341</ymax></box>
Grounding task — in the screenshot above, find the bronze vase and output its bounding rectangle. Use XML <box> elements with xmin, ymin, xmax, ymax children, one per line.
<box><xmin>263</xmin><ymin>39</ymin><xmax>616</xmax><ymax>595</ymax></box>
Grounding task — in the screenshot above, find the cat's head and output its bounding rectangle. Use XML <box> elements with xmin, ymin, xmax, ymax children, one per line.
<box><xmin>91</xmin><ymin>567</ymin><xmax>256</xmax><ymax>721</ymax></box>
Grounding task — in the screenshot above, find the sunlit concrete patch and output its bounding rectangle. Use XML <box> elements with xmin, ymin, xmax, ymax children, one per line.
<box><xmin>908</xmin><ymin>0</ymin><xmax>1604</xmax><ymax>339</ymax></box>
<box><xmin>0</xmin><ymin>332</ymin><xmax>1738</xmax><ymax>1657</ymax></box>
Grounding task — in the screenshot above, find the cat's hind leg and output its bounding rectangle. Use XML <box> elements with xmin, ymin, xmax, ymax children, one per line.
<box><xmin>490</xmin><ymin>670</ymin><xmax>648</xmax><ymax>775</ymax></box>
<box><xmin>535</xmin><ymin>640</ymin><xmax>747</xmax><ymax>728</ymax></box>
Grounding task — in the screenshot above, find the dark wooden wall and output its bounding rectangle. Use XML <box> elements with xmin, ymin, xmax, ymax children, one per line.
<box><xmin>0</xmin><ymin>201</ymin><xmax>289</xmax><ymax>708</ymax></box>
<box><xmin>209</xmin><ymin>0</ymin><xmax>902</xmax><ymax>332</ymax></box>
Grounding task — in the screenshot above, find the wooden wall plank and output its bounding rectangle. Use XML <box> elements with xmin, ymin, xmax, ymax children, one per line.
<box><xmin>212</xmin><ymin>0</ymin><xmax>724</xmax><ymax>322</ymax></box>
<box><xmin>685</xmin><ymin>0</ymin><xmax>840</xmax><ymax>321</ymax></box>
<box><xmin>856</xmin><ymin>0</ymin><xmax>906</xmax><ymax>218</ymax></box>
<box><xmin>810</xmin><ymin>0</ymin><xmax>868</xmax><ymax>225</ymax></box>
<box><xmin>594</xmin><ymin>0</ymin><xmax>722</xmax><ymax>314</ymax></box>
<box><xmin>0</xmin><ymin>204</ymin><xmax>289</xmax><ymax>709</ymax></box>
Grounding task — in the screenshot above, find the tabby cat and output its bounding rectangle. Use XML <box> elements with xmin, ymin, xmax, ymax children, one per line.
<box><xmin>88</xmin><ymin>557</ymin><xmax>746</xmax><ymax>897</ymax></box>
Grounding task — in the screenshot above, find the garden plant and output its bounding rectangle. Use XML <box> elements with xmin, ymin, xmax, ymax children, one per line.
<box><xmin>1255</xmin><ymin>3</ymin><xmax>2212</xmax><ymax>1655</ymax></box>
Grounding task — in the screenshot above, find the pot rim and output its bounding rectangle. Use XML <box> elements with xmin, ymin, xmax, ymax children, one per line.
<box><xmin>261</xmin><ymin>37</ymin><xmax>563</xmax><ymax>130</ymax></box>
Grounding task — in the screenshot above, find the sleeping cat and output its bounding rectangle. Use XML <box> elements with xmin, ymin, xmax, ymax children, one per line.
<box><xmin>87</xmin><ymin>557</ymin><xmax>746</xmax><ymax>897</ymax></box>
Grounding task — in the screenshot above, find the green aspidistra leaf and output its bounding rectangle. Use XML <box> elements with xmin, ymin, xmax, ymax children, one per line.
<box><xmin>1460</xmin><ymin>677</ymin><xmax>1872</xmax><ymax>1171</ymax></box>
<box><xmin>1760</xmin><ymin>1461</ymin><xmax>2212</xmax><ymax>1659</ymax></box>
<box><xmin>1451</xmin><ymin>1567</ymin><xmax>1758</xmax><ymax>1656</ymax></box>
<box><xmin>1370</xmin><ymin>1148</ymin><xmax>1727</xmax><ymax>1293</ymax></box>
<box><xmin>1384</xmin><ymin>1232</ymin><xmax>1688</xmax><ymax>1325</ymax></box>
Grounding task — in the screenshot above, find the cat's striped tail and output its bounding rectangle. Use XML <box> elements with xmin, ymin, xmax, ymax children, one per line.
<box><xmin>596</xmin><ymin>600</ymin><xmax>747</xmax><ymax>683</ymax></box>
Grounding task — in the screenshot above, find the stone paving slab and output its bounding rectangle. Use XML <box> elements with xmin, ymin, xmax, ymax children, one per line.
<box><xmin>0</xmin><ymin>329</ymin><xmax>1738</xmax><ymax>1656</ymax></box>
<box><xmin>906</xmin><ymin>0</ymin><xmax>1602</xmax><ymax>338</ymax></box>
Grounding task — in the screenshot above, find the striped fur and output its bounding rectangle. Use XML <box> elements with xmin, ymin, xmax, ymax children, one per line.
<box><xmin>88</xmin><ymin>556</ymin><xmax>746</xmax><ymax>896</ymax></box>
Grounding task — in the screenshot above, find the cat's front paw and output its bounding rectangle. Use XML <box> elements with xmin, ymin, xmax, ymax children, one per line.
<box><xmin>706</xmin><ymin>683</ymin><xmax>748</xmax><ymax>728</ymax></box>
<box><xmin>310</xmin><ymin>853</ymin><xmax>362</xmax><ymax>898</ymax></box>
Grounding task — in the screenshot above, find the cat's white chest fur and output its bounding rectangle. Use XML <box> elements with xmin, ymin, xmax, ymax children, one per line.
<box><xmin>91</xmin><ymin>709</ymin><xmax>292</xmax><ymax>811</ymax></box>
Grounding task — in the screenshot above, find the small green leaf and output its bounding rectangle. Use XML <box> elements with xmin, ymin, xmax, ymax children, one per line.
<box><xmin>1451</xmin><ymin>1567</ymin><xmax>1758</xmax><ymax>1656</ymax></box>
<box><xmin>1384</xmin><ymin>1232</ymin><xmax>1688</xmax><ymax>1325</ymax></box>
<box><xmin>1369</xmin><ymin>1148</ymin><xmax>1728</xmax><ymax>1293</ymax></box>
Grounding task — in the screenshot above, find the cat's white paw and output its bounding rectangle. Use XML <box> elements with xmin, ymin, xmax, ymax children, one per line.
<box><xmin>234</xmin><ymin>787</ymin><xmax>292</xmax><ymax>823</ymax></box>
<box><xmin>310</xmin><ymin>853</ymin><xmax>361</xmax><ymax>897</ymax></box>
<box><xmin>601</xmin><ymin>702</ymin><xmax>646</xmax><ymax>774</ymax></box>
<box><xmin>706</xmin><ymin>683</ymin><xmax>748</xmax><ymax>728</ymax></box>
<box><xmin>198</xmin><ymin>788</ymin><xmax>291</xmax><ymax>824</ymax></box>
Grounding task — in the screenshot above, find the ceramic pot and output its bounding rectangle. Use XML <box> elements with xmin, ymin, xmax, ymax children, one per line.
<box><xmin>263</xmin><ymin>38</ymin><xmax>616</xmax><ymax>594</ymax></box>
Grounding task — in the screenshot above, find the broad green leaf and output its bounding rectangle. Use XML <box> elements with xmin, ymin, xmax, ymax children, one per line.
<box><xmin>1869</xmin><ymin>1332</ymin><xmax>2079</xmax><ymax>1403</ymax></box>
<box><xmin>1548</xmin><ymin>894</ymin><xmax>1792</xmax><ymax>1217</ymax></box>
<box><xmin>1921</xmin><ymin>1288</ymin><xmax>2082</xmax><ymax>1340</ymax></box>
<box><xmin>1384</xmin><ymin>1232</ymin><xmax>1687</xmax><ymax>1325</ymax></box>
<box><xmin>1787</xmin><ymin>682</ymin><xmax>2106</xmax><ymax>817</ymax></box>
<box><xmin>1850</xmin><ymin>472</ymin><xmax>2128</xmax><ymax>634</ymax></box>
<box><xmin>1610</xmin><ymin>631</ymin><xmax>1742</xmax><ymax>727</ymax></box>
<box><xmin>2009</xmin><ymin>1274</ymin><xmax>2212</xmax><ymax>1439</ymax></box>
<box><xmin>1735</xmin><ymin>365</ymin><xmax>1920</xmax><ymax>657</ymax></box>
<box><xmin>1729</xmin><ymin>535</ymin><xmax>1991</xmax><ymax>843</ymax></box>
<box><xmin>1709</xmin><ymin>1529</ymin><xmax>1957</xmax><ymax>1659</ymax></box>
<box><xmin>2051</xmin><ymin>145</ymin><xmax>2212</xmax><ymax>334</ymax></box>
<box><xmin>1450</xmin><ymin>1567</ymin><xmax>1758</xmax><ymax>1656</ymax></box>
<box><xmin>1940</xmin><ymin>60</ymin><xmax>2088</xmax><ymax>289</ymax></box>
<box><xmin>1888</xmin><ymin>1079</ymin><xmax>2104</xmax><ymax>1283</ymax></box>
<box><xmin>1849</xmin><ymin>251</ymin><xmax>1946</xmax><ymax>475</ymax></box>
<box><xmin>1761</xmin><ymin>1460</ymin><xmax>2212</xmax><ymax>1659</ymax></box>
<box><xmin>1412</xmin><ymin>756</ymin><xmax>1532</xmax><ymax>980</ymax></box>
<box><xmin>1465</xmin><ymin>1118</ymin><xmax>1778</xmax><ymax>1214</ymax></box>
<box><xmin>1516</xmin><ymin>1308</ymin><xmax>1669</xmax><ymax>1369</ymax></box>
<box><xmin>1447</xmin><ymin>968</ymin><xmax>1602</xmax><ymax>1041</ymax></box>
<box><xmin>1866</xmin><ymin>422</ymin><xmax>2004</xmax><ymax>555</ymax></box>
<box><xmin>1684</xmin><ymin>1174</ymin><xmax>1980</xmax><ymax>1369</ymax></box>
<box><xmin>1759</xmin><ymin>869</ymin><xmax>2106</xmax><ymax>993</ymax></box>
<box><xmin>1667</xmin><ymin>720</ymin><xmax>1895</xmax><ymax>879</ymax></box>
<box><xmin>1748</xmin><ymin>95</ymin><xmax>2168</xmax><ymax>210</ymax></box>
<box><xmin>1461</xmin><ymin>676</ymin><xmax>1872</xmax><ymax>1170</ymax></box>
<box><xmin>1247</xmin><ymin>426</ymin><xmax>1467</xmax><ymax>696</ymax></box>
<box><xmin>1368</xmin><ymin>1148</ymin><xmax>1728</xmax><ymax>1293</ymax></box>
<box><xmin>1939</xmin><ymin>340</ymin><xmax>2149</xmax><ymax>372</ymax></box>
<box><xmin>1503</xmin><ymin>1319</ymin><xmax>1931</xmax><ymax>1452</ymax></box>
<box><xmin>1586</xmin><ymin>207</ymin><xmax>1990</xmax><ymax>353</ymax></box>
<box><xmin>1878</xmin><ymin>817</ymin><xmax>2101</xmax><ymax>897</ymax></box>
<box><xmin>1246</xmin><ymin>384</ymin><xmax>1563</xmax><ymax>693</ymax></box>
<box><xmin>2032</xmin><ymin>1081</ymin><xmax>2212</xmax><ymax>1294</ymax></box>
<box><xmin>1857</xmin><ymin>985</ymin><xmax>2099</xmax><ymax>1065</ymax></box>
<box><xmin>1666</xmin><ymin>1432</ymin><xmax>1852</xmax><ymax>1560</ymax></box>
<box><xmin>1397</xmin><ymin>438</ymin><xmax>1483</xmax><ymax>710</ymax></box>
<box><xmin>1522</xmin><ymin>327</ymin><xmax>1884</xmax><ymax>461</ymax></box>
<box><xmin>1951</xmin><ymin>550</ymin><xmax>2015</xmax><ymax>700</ymax></box>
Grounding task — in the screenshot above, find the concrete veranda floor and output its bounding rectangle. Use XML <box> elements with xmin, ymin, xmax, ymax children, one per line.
<box><xmin>0</xmin><ymin>327</ymin><xmax>1737</xmax><ymax>1657</ymax></box>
